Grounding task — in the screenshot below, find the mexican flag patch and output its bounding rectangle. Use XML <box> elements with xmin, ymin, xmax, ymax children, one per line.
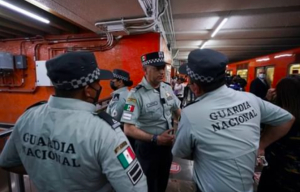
<box><xmin>118</xmin><ymin>147</ymin><xmax>136</xmax><ymax>169</ymax></box>
<box><xmin>124</xmin><ymin>104</ymin><xmax>135</xmax><ymax>112</ymax></box>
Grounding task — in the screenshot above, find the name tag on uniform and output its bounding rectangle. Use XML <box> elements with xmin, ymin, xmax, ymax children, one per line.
<box><xmin>146</xmin><ymin>101</ymin><xmax>158</xmax><ymax>108</ymax></box>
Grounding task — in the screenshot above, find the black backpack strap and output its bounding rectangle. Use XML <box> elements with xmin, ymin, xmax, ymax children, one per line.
<box><xmin>95</xmin><ymin>111</ymin><xmax>121</xmax><ymax>130</ymax></box>
<box><xmin>26</xmin><ymin>101</ymin><xmax>47</xmax><ymax>111</ymax></box>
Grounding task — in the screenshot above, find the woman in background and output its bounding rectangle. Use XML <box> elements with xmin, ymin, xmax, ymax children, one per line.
<box><xmin>258</xmin><ymin>75</ymin><xmax>300</xmax><ymax>192</ymax></box>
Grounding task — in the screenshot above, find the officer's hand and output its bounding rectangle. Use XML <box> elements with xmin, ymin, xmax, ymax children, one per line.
<box><xmin>256</xmin><ymin>148</ymin><xmax>267</xmax><ymax>168</ymax></box>
<box><xmin>157</xmin><ymin>129</ymin><xmax>175</xmax><ymax>146</ymax></box>
<box><xmin>265</xmin><ymin>88</ymin><xmax>276</xmax><ymax>101</ymax></box>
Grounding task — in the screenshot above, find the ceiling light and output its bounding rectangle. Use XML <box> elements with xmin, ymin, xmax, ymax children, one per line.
<box><xmin>211</xmin><ymin>18</ymin><xmax>228</xmax><ymax>38</ymax></box>
<box><xmin>0</xmin><ymin>0</ymin><xmax>50</xmax><ymax>24</ymax></box>
<box><xmin>200</xmin><ymin>41</ymin><xmax>208</xmax><ymax>49</ymax></box>
<box><xmin>256</xmin><ymin>58</ymin><xmax>270</xmax><ymax>62</ymax></box>
<box><xmin>274</xmin><ymin>54</ymin><xmax>293</xmax><ymax>59</ymax></box>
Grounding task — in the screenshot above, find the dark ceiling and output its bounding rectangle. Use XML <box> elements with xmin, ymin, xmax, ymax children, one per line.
<box><xmin>0</xmin><ymin>0</ymin><xmax>86</xmax><ymax>40</ymax></box>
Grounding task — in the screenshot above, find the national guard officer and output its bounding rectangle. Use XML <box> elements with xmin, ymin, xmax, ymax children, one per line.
<box><xmin>121</xmin><ymin>51</ymin><xmax>181</xmax><ymax>192</ymax></box>
<box><xmin>0</xmin><ymin>52</ymin><xmax>147</xmax><ymax>192</ymax></box>
<box><xmin>172</xmin><ymin>49</ymin><xmax>295</xmax><ymax>192</ymax></box>
<box><xmin>107</xmin><ymin>69</ymin><xmax>133</xmax><ymax>122</ymax></box>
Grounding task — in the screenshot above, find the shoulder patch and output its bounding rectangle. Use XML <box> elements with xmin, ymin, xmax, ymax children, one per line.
<box><xmin>112</xmin><ymin>94</ymin><xmax>120</xmax><ymax>101</ymax></box>
<box><xmin>25</xmin><ymin>101</ymin><xmax>47</xmax><ymax>111</ymax></box>
<box><xmin>95</xmin><ymin>111</ymin><xmax>121</xmax><ymax>130</ymax></box>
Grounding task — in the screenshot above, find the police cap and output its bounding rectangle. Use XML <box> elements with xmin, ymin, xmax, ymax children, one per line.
<box><xmin>46</xmin><ymin>52</ymin><xmax>113</xmax><ymax>90</ymax></box>
<box><xmin>179</xmin><ymin>49</ymin><xmax>228</xmax><ymax>84</ymax></box>
<box><xmin>113</xmin><ymin>69</ymin><xmax>133</xmax><ymax>86</ymax></box>
<box><xmin>141</xmin><ymin>51</ymin><xmax>168</xmax><ymax>67</ymax></box>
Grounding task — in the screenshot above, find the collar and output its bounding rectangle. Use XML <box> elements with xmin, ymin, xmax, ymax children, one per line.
<box><xmin>112</xmin><ymin>86</ymin><xmax>128</xmax><ymax>95</ymax></box>
<box><xmin>48</xmin><ymin>95</ymin><xmax>96</xmax><ymax>112</ymax></box>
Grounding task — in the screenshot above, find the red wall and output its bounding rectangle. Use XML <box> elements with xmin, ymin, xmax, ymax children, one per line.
<box><xmin>227</xmin><ymin>47</ymin><xmax>300</xmax><ymax>91</ymax></box>
<box><xmin>0</xmin><ymin>33</ymin><xmax>160</xmax><ymax>123</ymax></box>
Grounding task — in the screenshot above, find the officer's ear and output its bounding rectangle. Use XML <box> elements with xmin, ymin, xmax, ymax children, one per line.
<box><xmin>84</xmin><ymin>85</ymin><xmax>93</xmax><ymax>97</ymax></box>
<box><xmin>190</xmin><ymin>82</ymin><xmax>202</xmax><ymax>96</ymax></box>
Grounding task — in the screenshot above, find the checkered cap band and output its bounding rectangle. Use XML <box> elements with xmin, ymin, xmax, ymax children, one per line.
<box><xmin>142</xmin><ymin>58</ymin><xmax>165</xmax><ymax>66</ymax></box>
<box><xmin>52</xmin><ymin>68</ymin><xmax>101</xmax><ymax>90</ymax></box>
<box><xmin>113</xmin><ymin>73</ymin><xmax>129</xmax><ymax>81</ymax></box>
<box><xmin>186</xmin><ymin>65</ymin><xmax>214</xmax><ymax>83</ymax></box>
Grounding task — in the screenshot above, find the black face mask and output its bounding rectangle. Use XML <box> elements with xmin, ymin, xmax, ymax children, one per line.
<box><xmin>110</xmin><ymin>81</ymin><xmax>118</xmax><ymax>91</ymax></box>
<box><xmin>88</xmin><ymin>85</ymin><xmax>102</xmax><ymax>105</ymax></box>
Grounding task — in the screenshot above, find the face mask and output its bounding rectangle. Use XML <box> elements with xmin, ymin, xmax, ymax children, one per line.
<box><xmin>110</xmin><ymin>81</ymin><xmax>118</xmax><ymax>90</ymax></box>
<box><xmin>258</xmin><ymin>74</ymin><xmax>266</xmax><ymax>79</ymax></box>
<box><xmin>88</xmin><ymin>85</ymin><xmax>102</xmax><ymax>105</ymax></box>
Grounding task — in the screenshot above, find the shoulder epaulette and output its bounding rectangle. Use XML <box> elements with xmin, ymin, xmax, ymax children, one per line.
<box><xmin>163</xmin><ymin>82</ymin><xmax>171</xmax><ymax>86</ymax></box>
<box><xmin>26</xmin><ymin>101</ymin><xmax>47</xmax><ymax>111</ymax></box>
<box><xmin>134</xmin><ymin>84</ymin><xmax>144</xmax><ymax>91</ymax></box>
<box><xmin>95</xmin><ymin>111</ymin><xmax>121</xmax><ymax>130</ymax></box>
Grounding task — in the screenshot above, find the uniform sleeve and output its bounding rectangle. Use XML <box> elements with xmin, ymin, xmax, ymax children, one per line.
<box><xmin>258</xmin><ymin>97</ymin><xmax>293</xmax><ymax>126</ymax></box>
<box><xmin>172</xmin><ymin>112</ymin><xmax>193</xmax><ymax>159</ymax></box>
<box><xmin>113</xmin><ymin>97</ymin><xmax>126</xmax><ymax>122</ymax></box>
<box><xmin>99</xmin><ymin>127</ymin><xmax>147</xmax><ymax>192</ymax></box>
<box><xmin>0</xmin><ymin>127</ymin><xmax>22</xmax><ymax>168</ymax></box>
<box><xmin>121</xmin><ymin>91</ymin><xmax>141</xmax><ymax>125</ymax></box>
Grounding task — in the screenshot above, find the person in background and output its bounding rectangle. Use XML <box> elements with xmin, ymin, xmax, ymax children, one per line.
<box><xmin>250</xmin><ymin>69</ymin><xmax>270</xmax><ymax>99</ymax></box>
<box><xmin>107</xmin><ymin>69</ymin><xmax>133</xmax><ymax>122</ymax></box>
<box><xmin>174</xmin><ymin>77</ymin><xmax>185</xmax><ymax>104</ymax></box>
<box><xmin>172</xmin><ymin>49</ymin><xmax>294</xmax><ymax>192</ymax></box>
<box><xmin>228</xmin><ymin>75</ymin><xmax>243</xmax><ymax>91</ymax></box>
<box><xmin>237</xmin><ymin>75</ymin><xmax>247</xmax><ymax>91</ymax></box>
<box><xmin>258</xmin><ymin>75</ymin><xmax>300</xmax><ymax>192</ymax></box>
<box><xmin>0</xmin><ymin>52</ymin><xmax>147</xmax><ymax>192</ymax></box>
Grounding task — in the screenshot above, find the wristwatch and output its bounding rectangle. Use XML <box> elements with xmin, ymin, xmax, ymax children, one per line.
<box><xmin>151</xmin><ymin>134</ymin><xmax>158</xmax><ymax>145</ymax></box>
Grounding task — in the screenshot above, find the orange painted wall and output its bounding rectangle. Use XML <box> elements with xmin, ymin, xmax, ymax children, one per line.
<box><xmin>0</xmin><ymin>33</ymin><xmax>160</xmax><ymax>123</ymax></box>
<box><xmin>227</xmin><ymin>47</ymin><xmax>300</xmax><ymax>91</ymax></box>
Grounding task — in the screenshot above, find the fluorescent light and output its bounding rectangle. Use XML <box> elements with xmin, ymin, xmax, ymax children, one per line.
<box><xmin>211</xmin><ymin>18</ymin><xmax>228</xmax><ymax>38</ymax></box>
<box><xmin>274</xmin><ymin>54</ymin><xmax>293</xmax><ymax>59</ymax></box>
<box><xmin>200</xmin><ymin>41</ymin><xmax>208</xmax><ymax>49</ymax></box>
<box><xmin>256</xmin><ymin>58</ymin><xmax>270</xmax><ymax>62</ymax></box>
<box><xmin>0</xmin><ymin>0</ymin><xmax>50</xmax><ymax>24</ymax></box>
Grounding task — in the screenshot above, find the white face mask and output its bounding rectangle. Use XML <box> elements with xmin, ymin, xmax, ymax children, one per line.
<box><xmin>258</xmin><ymin>74</ymin><xmax>266</xmax><ymax>79</ymax></box>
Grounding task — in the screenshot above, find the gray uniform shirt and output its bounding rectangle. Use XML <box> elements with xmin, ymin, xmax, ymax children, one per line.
<box><xmin>106</xmin><ymin>87</ymin><xmax>129</xmax><ymax>121</ymax></box>
<box><xmin>0</xmin><ymin>96</ymin><xmax>147</xmax><ymax>192</ymax></box>
<box><xmin>172</xmin><ymin>85</ymin><xmax>293</xmax><ymax>192</ymax></box>
<box><xmin>121</xmin><ymin>77</ymin><xmax>180</xmax><ymax>135</ymax></box>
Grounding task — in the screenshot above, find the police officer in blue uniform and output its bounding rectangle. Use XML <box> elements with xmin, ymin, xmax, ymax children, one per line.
<box><xmin>0</xmin><ymin>52</ymin><xmax>147</xmax><ymax>192</ymax></box>
<box><xmin>121</xmin><ymin>52</ymin><xmax>181</xmax><ymax>192</ymax></box>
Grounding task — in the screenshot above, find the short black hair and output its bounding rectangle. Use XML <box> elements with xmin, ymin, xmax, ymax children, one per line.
<box><xmin>191</xmin><ymin>76</ymin><xmax>225</xmax><ymax>93</ymax></box>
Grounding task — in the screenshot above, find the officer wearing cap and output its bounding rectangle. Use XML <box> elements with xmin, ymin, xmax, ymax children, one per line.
<box><xmin>107</xmin><ymin>69</ymin><xmax>133</xmax><ymax>122</ymax></box>
<box><xmin>121</xmin><ymin>51</ymin><xmax>181</xmax><ymax>192</ymax></box>
<box><xmin>172</xmin><ymin>49</ymin><xmax>295</xmax><ymax>192</ymax></box>
<box><xmin>0</xmin><ymin>52</ymin><xmax>147</xmax><ymax>192</ymax></box>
